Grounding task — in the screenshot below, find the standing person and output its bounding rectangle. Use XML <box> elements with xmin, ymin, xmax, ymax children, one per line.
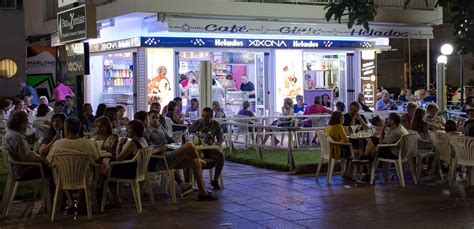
<box><xmin>39</xmin><ymin>113</ymin><xmax>66</xmax><ymax>157</ymax></box>
<box><xmin>80</xmin><ymin>103</ymin><xmax>95</xmax><ymax>134</ymax></box>
<box><xmin>401</xmin><ymin>102</ymin><xmax>418</xmax><ymax>130</ymax></box>
<box><xmin>63</xmin><ymin>95</ymin><xmax>78</xmax><ymax>118</ymax></box>
<box><xmin>239</xmin><ymin>75</ymin><xmax>255</xmax><ymax>98</ymax></box>
<box><xmin>212</xmin><ymin>79</ymin><xmax>225</xmax><ymax>107</ymax></box>
<box><xmin>18</xmin><ymin>79</ymin><xmax>39</xmax><ymax>108</ymax></box>
<box><xmin>375</xmin><ymin>90</ymin><xmax>397</xmax><ymax>111</ymax></box>
<box><xmin>293</xmin><ymin>95</ymin><xmax>307</xmax><ymax>114</ymax></box>
<box><xmin>53</xmin><ymin>80</ymin><xmax>74</xmax><ymax>102</ymax></box>
<box><xmin>357</xmin><ymin>93</ymin><xmax>372</xmax><ymax>112</ymax></box>
<box><xmin>189</xmin><ymin>107</ymin><xmax>225</xmax><ymax>190</ymax></box>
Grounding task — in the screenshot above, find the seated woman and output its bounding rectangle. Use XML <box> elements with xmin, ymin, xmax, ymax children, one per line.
<box><xmin>115</xmin><ymin>105</ymin><xmax>130</xmax><ymax>128</ymax></box>
<box><xmin>104</xmin><ymin>107</ymin><xmax>119</xmax><ymax>131</ymax></box>
<box><xmin>357</xmin><ymin>93</ymin><xmax>372</xmax><ymax>112</ymax></box>
<box><xmin>33</xmin><ymin>104</ymin><xmax>51</xmax><ymax>139</ymax></box>
<box><xmin>425</xmin><ymin>103</ymin><xmax>445</xmax><ymax>130</ymax></box>
<box><xmin>411</xmin><ymin>108</ymin><xmax>433</xmax><ymax>150</ymax></box>
<box><xmin>211</xmin><ymin>100</ymin><xmax>227</xmax><ymax>133</ymax></box>
<box><xmin>39</xmin><ymin>113</ymin><xmax>66</xmax><ymax>157</ymax></box>
<box><xmin>2</xmin><ymin>111</ymin><xmax>49</xmax><ymax>180</ymax></box>
<box><xmin>165</xmin><ymin>101</ymin><xmax>187</xmax><ymax>132</ymax></box>
<box><xmin>91</xmin><ymin>116</ymin><xmax>119</xmax><ymax>155</ymax></box>
<box><xmin>262</xmin><ymin>98</ymin><xmax>294</xmax><ymax>145</ymax></box>
<box><xmin>325</xmin><ymin>111</ymin><xmax>353</xmax><ymax>180</ymax></box>
<box><xmin>445</xmin><ymin>119</ymin><xmax>458</xmax><ymax>133</ymax></box>
<box><xmin>293</xmin><ymin>95</ymin><xmax>307</xmax><ymax>114</ymax></box>
<box><xmin>322</xmin><ymin>93</ymin><xmax>331</xmax><ymax>108</ymax></box>
<box><xmin>401</xmin><ymin>102</ymin><xmax>418</xmax><ymax>130</ymax></box>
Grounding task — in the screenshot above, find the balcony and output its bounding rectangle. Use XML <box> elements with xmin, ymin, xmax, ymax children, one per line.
<box><xmin>241</xmin><ymin>0</ymin><xmax>437</xmax><ymax>10</ymax></box>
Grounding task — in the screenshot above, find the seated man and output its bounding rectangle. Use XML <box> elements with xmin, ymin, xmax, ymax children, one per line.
<box><xmin>47</xmin><ymin>117</ymin><xmax>101</xmax><ymax>211</ymax></box>
<box><xmin>188</xmin><ymin>107</ymin><xmax>224</xmax><ymax>190</ymax></box>
<box><xmin>343</xmin><ymin>101</ymin><xmax>369</xmax><ymax>130</ymax></box>
<box><xmin>364</xmin><ymin>113</ymin><xmax>408</xmax><ymax>160</ymax></box>
<box><xmin>45</xmin><ymin>101</ymin><xmax>65</xmax><ymax>125</ymax></box>
<box><xmin>134</xmin><ymin>111</ymin><xmax>153</xmax><ymax>145</ymax></box>
<box><xmin>463</xmin><ymin>108</ymin><xmax>474</xmax><ymax>136</ymax></box>
<box><xmin>375</xmin><ymin>90</ymin><xmax>397</xmax><ymax>111</ymax></box>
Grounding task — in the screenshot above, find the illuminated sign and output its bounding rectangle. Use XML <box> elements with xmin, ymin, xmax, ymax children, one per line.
<box><xmin>360</xmin><ymin>51</ymin><xmax>377</xmax><ymax>107</ymax></box>
<box><xmin>168</xmin><ymin>18</ymin><xmax>434</xmax><ymax>39</ymax></box>
<box><xmin>57</xmin><ymin>4</ymin><xmax>97</xmax><ymax>43</ymax></box>
<box><xmin>140</xmin><ymin>37</ymin><xmax>373</xmax><ymax>49</ymax></box>
<box><xmin>89</xmin><ymin>37</ymin><xmax>141</xmax><ymax>52</ymax></box>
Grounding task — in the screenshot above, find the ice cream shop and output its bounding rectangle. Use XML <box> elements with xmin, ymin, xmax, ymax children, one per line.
<box><xmin>83</xmin><ymin>17</ymin><xmax>433</xmax><ymax>116</ymax></box>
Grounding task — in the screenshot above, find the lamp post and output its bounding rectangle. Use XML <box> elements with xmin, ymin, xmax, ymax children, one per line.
<box><xmin>440</xmin><ymin>44</ymin><xmax>454</xmax><ymax>109</ymax></box>
<box><xmin>436</xmin><ymin>55</ymin><xmax>447</xmax><ymax>110</ymax></box>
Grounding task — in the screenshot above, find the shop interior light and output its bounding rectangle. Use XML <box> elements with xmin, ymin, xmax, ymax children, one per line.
<box><xmin>437</xmin><ymin>55</ymin><xmax>447</xmax><ymax>64</ymax></box>
<box><xmin>440</xmin><ymin>44</ymin><xmax>453</xmax><ymax>55</ymax></box>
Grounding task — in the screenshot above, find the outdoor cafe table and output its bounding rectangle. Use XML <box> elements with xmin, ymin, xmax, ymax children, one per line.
<box><xmin>348</xmin><ymin>131</ymin><xmax>374</xmax><ymax>154</ymax></box>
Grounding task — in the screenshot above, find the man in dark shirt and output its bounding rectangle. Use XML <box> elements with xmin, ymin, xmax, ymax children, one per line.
<box><xmin>343</xmin><ymin>101</ymin><xmax>369</xmax><ymax>130</ymax></box>
<box><xmin>239</xmin><ymin>75</ymin><xmax>255</xmax><ymax>98</ymax></box>
<box><xmin>80</xmin><ymin>103</ymin><xmax>95</xmax><ymax>134</ymax></box>
<box><xmin>464</xmin><ymin>109</ymin><xmax>474</xmax><ymax>137</ymax></box>
<box><xmin>189</xmin><ymin>107</ymin><xmax>224</xmax><ymax>190</ymax></box>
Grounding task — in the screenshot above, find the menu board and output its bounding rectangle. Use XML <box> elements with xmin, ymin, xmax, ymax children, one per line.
<box><xmin>360</xmin><ymin>51</ymin><xmax>377</xmax><ymax>107</ymax></box>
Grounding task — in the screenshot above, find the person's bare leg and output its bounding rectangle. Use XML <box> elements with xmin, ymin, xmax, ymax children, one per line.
<box><xmin>365</xmin><ymin>139</ymin><xmax>375</xmax><ymax>155</ymax></box>
<box><xmin>179</xmin><ymin>159</ymin><xmax>207</xmax><ymax>195</ymax></box>
<box><xmin>205</xmin><ymin>149</ymin><xmax>224</xmax><ymax>181</ymax></box>
<box><xmin>64</xmin><ymin>190</ymin><xmax>74</xmax><ymax>208</ymax></box>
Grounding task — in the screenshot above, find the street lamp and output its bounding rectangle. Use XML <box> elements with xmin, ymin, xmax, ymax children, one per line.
<box><xmin>440</xmin><ymin>44</ymin><xmax>454</xmax><ymax>55</ymax></box>
<box><xmin>437</xmin><ymin>55</ymin><xmax>447</xmax><ymax>64</ymax></box>
<box><xmin>436</xmin><ymin>55</ymin><xmax>448</xmax><ymax>111</ymax></box>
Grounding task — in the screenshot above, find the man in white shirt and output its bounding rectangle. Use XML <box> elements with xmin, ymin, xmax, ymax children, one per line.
<box><xmin>48</xmin><ymin>117</ymin><xmax>100</xmax><ymax>212</ymax></box>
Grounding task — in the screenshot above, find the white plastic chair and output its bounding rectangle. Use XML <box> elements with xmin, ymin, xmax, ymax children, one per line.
<box><xmin>315</xmin><ymin>132</ymin><xmax>347</xmax><ymax>184</ymax></box>
<box><xmin>165</xmin><ymin>117</ymin><xmax>187</xmax><ymax>143</ymax></box>
<box><xmin>1</xmin><ymin>149</ymin><xmax>51</xmax><ymax>217</ymax></box>
<box><xmin>101</xmin><ymin>147</ymin><xmax>154</xmax><ymax>213</ymax></box>
<box><xmin>449</xmin><ymin>135</ymin><xmax>474</xmax><ymax>187</ymax></box>
<box><xmin>409</xmin><ymin>130</ymin><xmax>436</xmax><ymax>180</ymax></box>
<box><xmin>50</xmin><ymin>153</ymin><xmax>98</xmax><ymax>222</ymax></box>
<box><xmin>370</xmin><ymin>133</ymin><xmax>418</xmax><ymax>187</ymax></box>
<box><xmin>147</xmin><ymin>153</ymin><xmax>177</xmax><ymax>203</ymax></box>
<box><xmin>429</xmin><ymin>131</ymin><xmax>453</xmax><ymax>181</ymax></box>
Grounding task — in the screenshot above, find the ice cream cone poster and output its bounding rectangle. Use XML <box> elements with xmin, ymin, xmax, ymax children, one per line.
<box><xmin>275</xmin><ymin>50</ymin><xmax>303</xmax><ymax>109</ymax></box>
<box><xmin>147</xmin><ymin>48</ymin><xmax>175</xmax><ymax>106</ymax></box>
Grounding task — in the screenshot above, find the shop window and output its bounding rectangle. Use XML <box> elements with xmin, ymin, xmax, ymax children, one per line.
<box><xmin>0</xmin><ymin>59</ymin><xmax>18</xmax><ymax>78</ymax></box>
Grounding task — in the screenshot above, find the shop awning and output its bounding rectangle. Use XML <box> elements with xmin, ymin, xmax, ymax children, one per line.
<box><xmin>166</xmin><ymin>18</ymin><xmax>433</xmax><ymax>40</ymax></box>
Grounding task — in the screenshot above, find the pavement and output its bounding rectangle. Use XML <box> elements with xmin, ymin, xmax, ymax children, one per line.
<box><xmin>1</xmin><ymin>161</ymin><xmax>474</xmax><ymax>229</ymax></box>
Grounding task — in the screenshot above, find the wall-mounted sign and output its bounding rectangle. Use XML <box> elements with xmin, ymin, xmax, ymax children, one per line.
<box><xmin>57</xmin><ymin>4</ymin><xmax>97</xmax><ymax>43</ymax></box>
<box><xmin>65</xmin><ymin>42</ymin><xmax>89</xmax><ymax>75</ymax></box>
<box><xmin>167</xmin><ymin>18</ymin><xmax>434</xmax><ymax>39</ymax></box>
<box><xmin>89</xmin><ymin>37</ymin><xmax>141</xmax><ymax>52</ymax></box>
<box><xmin>360</xmin><ymin>51</ymin><xmax>377</xmax><ymax>107</ymax></box>
<box><xmin>141</xmin><ymin>37</ymin><xmax>374</xmax><ymax>49</ymax></box>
